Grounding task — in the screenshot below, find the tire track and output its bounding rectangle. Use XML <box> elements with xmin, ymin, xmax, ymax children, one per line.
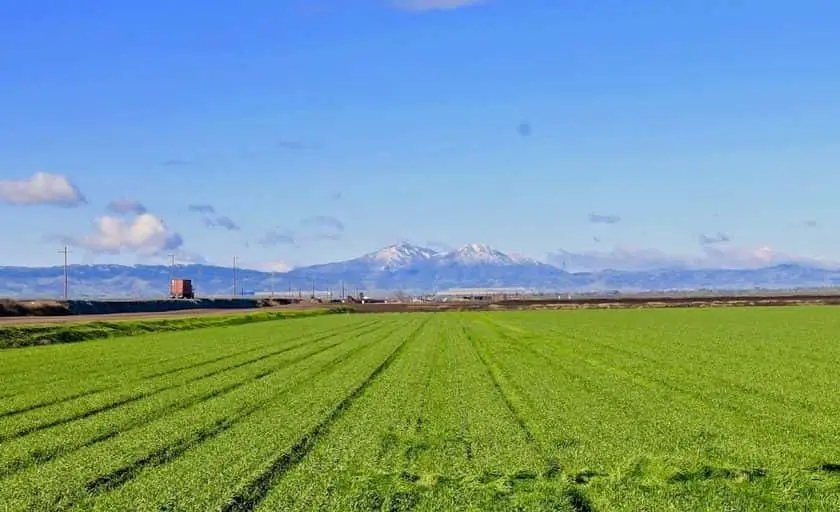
<box><xmin>452</xmin><ymin>324</ymin><xmax>473</xmax><ymax>462</ymax></box>
<box><xmin>0</xmin><ymin>319</ymin><xmax>376</xmax><ymax>421</ymax></box>
<box><xmin>495</xmin><ymin>320</ymin><xmax>832</xmax><ymax>449</ymax></box>
<box><xmin>464</xmin><ymin>321</ymin><xmax>566</xmax><ymax>478</ymax></box>
<box><xmin>141</xmin><ymin>320</ymin><xmax>379</xmax><ymax>381</ymax></box>
<box><xmin>466</xmin><ymin>319</ymin><xmax>598</xmax><ymax>509</ymax></box>
<box><xmin>0</xmin><ymin>320</ymin><xmax>385</xmax><ymax>443</ymax></box>
<box><xmin>58</xmin><ymin>324</ymin><xmax>399</xmax><ymax>510</ymax></box>
<box><xmin>413</xmin><ymin>329</ymin><xmax>441</xmax><ymax>435</ymax></box>
<box><xmin>220</xmin><ymin>316</ymin><xmax>431</xmax><ymax>512</ymax></box>
<box><xmin>0</xmin><ymin>323</ymin><xmax>390</xmax><ymax>479</ymax></box>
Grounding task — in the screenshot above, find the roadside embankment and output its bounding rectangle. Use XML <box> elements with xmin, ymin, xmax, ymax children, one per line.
<box><xmin>0</xmin><ymin>297</ymin><xmax>304</xmax><ymax>318</ymax></box>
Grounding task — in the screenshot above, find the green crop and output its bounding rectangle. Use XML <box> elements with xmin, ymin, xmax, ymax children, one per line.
<box><xmin>0</xmin><ymin>307</ymin><xmax>352</xmax><ymax>349</ymax></box>
<box><xmin>1</xmin><ymin>307</ymin><xmax>840</xmax><ymax>511</ymax></box>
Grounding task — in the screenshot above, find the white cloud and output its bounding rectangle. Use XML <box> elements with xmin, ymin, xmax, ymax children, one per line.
<box><xmin>74</xmin><ymin>213</ymin><xmax>183</xmax><ymax>255</ymax></box>
<box><xmin>391</xmin><ymin>0</ymin><xmax>489</xmax><ymax>11</ymax></box>
<box><xmin>0</xmin><ymin>172</ymin><xmax>86</xmax><ymax>207</ymax></box>
<box><xmin>548</xmin><ymin>244</ymin><xmax>837</xmax><ymax>272</ymax></box>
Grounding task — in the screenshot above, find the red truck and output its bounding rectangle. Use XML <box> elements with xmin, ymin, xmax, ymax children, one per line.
<box><xmin>169</xmin><ymin>278</ymin><xmax>195</xmax><ymax>299</ymax></box>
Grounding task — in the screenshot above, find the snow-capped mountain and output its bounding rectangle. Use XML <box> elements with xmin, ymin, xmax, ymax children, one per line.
<box><xmin>3</xmin><ymin>243</ymin><xmax>840</xmax><ymax>298</ymax></box>
<box><xmin>359</xmin><ymin>242</ymin><xmax>439</xmax><ymax>271</ymax></box>
<box><xmin>435</xmin><ymin>243</ymin><xmax>548</xmax><ymax>267</ymax></box>
<box><xmin>438</xmin><ymin>243</ymin><xmax>519</xmax><ymax>265</ymax></box>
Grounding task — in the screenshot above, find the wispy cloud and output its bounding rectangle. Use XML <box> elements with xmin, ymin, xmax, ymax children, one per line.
<box><xmin>106</xmin><ymin>198</ymin><xmax>147</xmax><ymax>215</ymax></box>
<box><xmin>277</xmin><ymin>139</ymin><xmax>312</xmax><ymax>150</ymax></box>
<box><xmin>301</xmin><ymin>215</ymin><xmax>345</xmax><ymax>232</ymax></box>
<box><xmin>548</xmin><ymin>244</ymin><xmax>835</xmax><ymax>272</ymax></box>
<box><xmin>0</xmin><ymin>172</ymin><xmax>87</xmax><ymax>207</ymax></box>
<box><xmin>699</xmin><ymin>232</ymin><xmax>731</xmax><ymax>245</ymax></box>
<box><xmin>391</xmin><ymin>0</ymin><xmax>491</xmax><ymax>11</ymax></box>
<box><xmin>259</xmin><ymin>230</ymin><xmax>296</xmax><ymax>247</ymax></box>
<box><xmin>161</xmin><ymin>159</ymin><xmax>189</xmax><ymax>167</ymax></box>
<box><xmin>188</xmin><ymin>204</ymin><xmax>216</xmax><ymax>214</ymax></box>
<box><xmin>201</xmin><ymin>216</ymin><xmax>240</xmax><ymax>231</ymax></box>
<box><xmin>588</xmin><ymin>212</ymin><xmax>621</xmax><ymax>225</ymax></box>
<box><xmin>188</xmin><ymin>204</ymin><xmax>240</xmax><ymax>231</ymax></box>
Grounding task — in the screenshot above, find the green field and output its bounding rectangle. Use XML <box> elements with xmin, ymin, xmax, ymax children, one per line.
<box><xmin>1</xmin><ymin>308</ymin><xmax>839</xmax><ymax>511</ymax></box>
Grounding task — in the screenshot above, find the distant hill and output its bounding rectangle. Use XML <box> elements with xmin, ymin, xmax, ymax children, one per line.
<box><xmin>3</xmin><ymin>243</ymin><xmax>840</xmax><ymax>298</ymax></box>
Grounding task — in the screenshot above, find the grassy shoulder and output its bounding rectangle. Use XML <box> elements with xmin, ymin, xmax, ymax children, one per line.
<box><xmin>0</xmin><ymin>307</ymin><xmax>355</xmax><ymax>349</ymax></box>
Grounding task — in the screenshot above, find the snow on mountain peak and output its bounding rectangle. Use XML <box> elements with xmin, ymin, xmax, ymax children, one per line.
<box><xmin>446</xmin><ymin>243</ymin><xmax>517</xmax><ymax>265</ymax></box>
<box><xmin>362</xmin><ymin>243</ymin><xmax>437</xmax><ymax>270</ymax></box>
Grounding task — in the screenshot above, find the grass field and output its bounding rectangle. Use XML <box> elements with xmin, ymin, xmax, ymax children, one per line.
<box><xmin>1</xmin><ymin>307</ymin><xmax>839</xmax><ymax>511</ymax></box>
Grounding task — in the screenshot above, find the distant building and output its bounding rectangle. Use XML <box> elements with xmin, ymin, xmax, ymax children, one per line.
<box><xmin>434</xmin><ymin>287</ymin><xmax>529</xmax><ymax>301</ymax></box>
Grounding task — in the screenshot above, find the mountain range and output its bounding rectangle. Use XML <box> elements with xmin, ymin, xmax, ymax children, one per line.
<box><xmin>3</xmin><ymin>242</ymin><xmax>840</xmax><ymax>299</ymax></box>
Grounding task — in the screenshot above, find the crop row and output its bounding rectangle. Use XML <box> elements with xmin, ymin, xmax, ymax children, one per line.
<box><xmin>3</xmin><ymin>307</ymin><xmax>840</xmax><ymax>510</ymax></box>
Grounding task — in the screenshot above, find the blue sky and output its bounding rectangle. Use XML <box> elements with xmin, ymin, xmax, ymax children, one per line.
<box><xmin>2</xmin><ymin>0</ymin><xmax>840</xmax><ymax>270</ymax></box>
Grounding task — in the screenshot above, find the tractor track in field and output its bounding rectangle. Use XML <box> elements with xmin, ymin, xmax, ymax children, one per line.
<box><xmin>219</xmin><ymin>316</ymin><xmax>431</xmax><ymax>512</ymax></box>
<box><xmin>140</xmin><ymin>319</ymin><xmax>380</xmax><ymax>382</ymax></box>
<box><xmin>508</xmin><ymin>323</ymin><xmax>834</xmax><ymax>449</ymax></box>
<box><xmin>0</xmin><ymin>319</ymin><xmax>377</xmax><ymax>420</ymax></box>
<box><xmin>0</xmin><ymin>321</ymin><xmax>388</xmax><ymax>443</ymax></box>
<box><xmin>465</xmin><ymin>319</ymin><xmax>601</xmax><ymax>511</ymax></box>
<box><xmin>451</xmin><ymin>325</ymin><xmax>474</xmax><ymax>463</ymax></box>
<box><xmin>55</xmin><ymin>324</ymin><xmax>405</xmax><ymax>511</ymax></box>
<box><xmin>0</xmin><ymin>322</ymin><xmax>394</xmax><ymax>479</ymax></box>
<box><xmin>77</xmin><ymin>339</ymin><xmax>364</xmax><ymax>498</ymax></box>
<box><xmin>465</xmin><ymin>326</ymin><xmax>537</xmax><ymax>446</ymax></box>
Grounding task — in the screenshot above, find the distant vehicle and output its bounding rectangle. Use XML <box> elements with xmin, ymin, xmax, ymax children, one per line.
<box><xmin>170</xmin><ymin>279</ymin><xmax>194</xmax><ymax>299</ymax></box>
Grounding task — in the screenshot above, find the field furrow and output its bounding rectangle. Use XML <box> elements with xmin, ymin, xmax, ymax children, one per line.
<box><xmin>0</xmin><ymin>319</ymin><xmax>388</xmax><ymax>479</ymax></box>
<box><xmin>3</xmin><ymin>308</ymin><xmax>840</xmax><ymax>510</ymax></box>
<box><xmin>0</xmin><ymin>319</ymin><xmax>382</xmax><ymax>443</ymax></box>
<box><xmin>0</xmin><ymin>315</ymin><xmax>375</xmax><ymax>412</ymax></box>
<box><xmin>65</xmin><ymin>317</ymin><xmax>422</xmax><ymax>511</ymax></box>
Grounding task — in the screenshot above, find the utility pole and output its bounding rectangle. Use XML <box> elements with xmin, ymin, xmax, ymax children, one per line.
<box><xmin>311</xmin><ymin>278</ymin><xmax>316</xmax><ymax>299</ymax></box>
<box><xmin>340</xmin><ymin>280</ymin><xmax>345</xmax><ymax>301</ymax></box>
<box><xmin>58</xmin><ymin>246</ymin><xmax>70</xmax><ymax>300</ymax></box>
<box><xmin>168</xmin><ymin>253</ymin><xmax>175</xmax><ymax>293</ymax></box>
<box><xmin>270</xmin><ymin>270</ymin><xmax>275</xmax><ymax>298</ymax></box>
<box><xmin>232</xmin><ymin>256</ymin><xmax>238</xmax><ymax>297</ymax></box>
